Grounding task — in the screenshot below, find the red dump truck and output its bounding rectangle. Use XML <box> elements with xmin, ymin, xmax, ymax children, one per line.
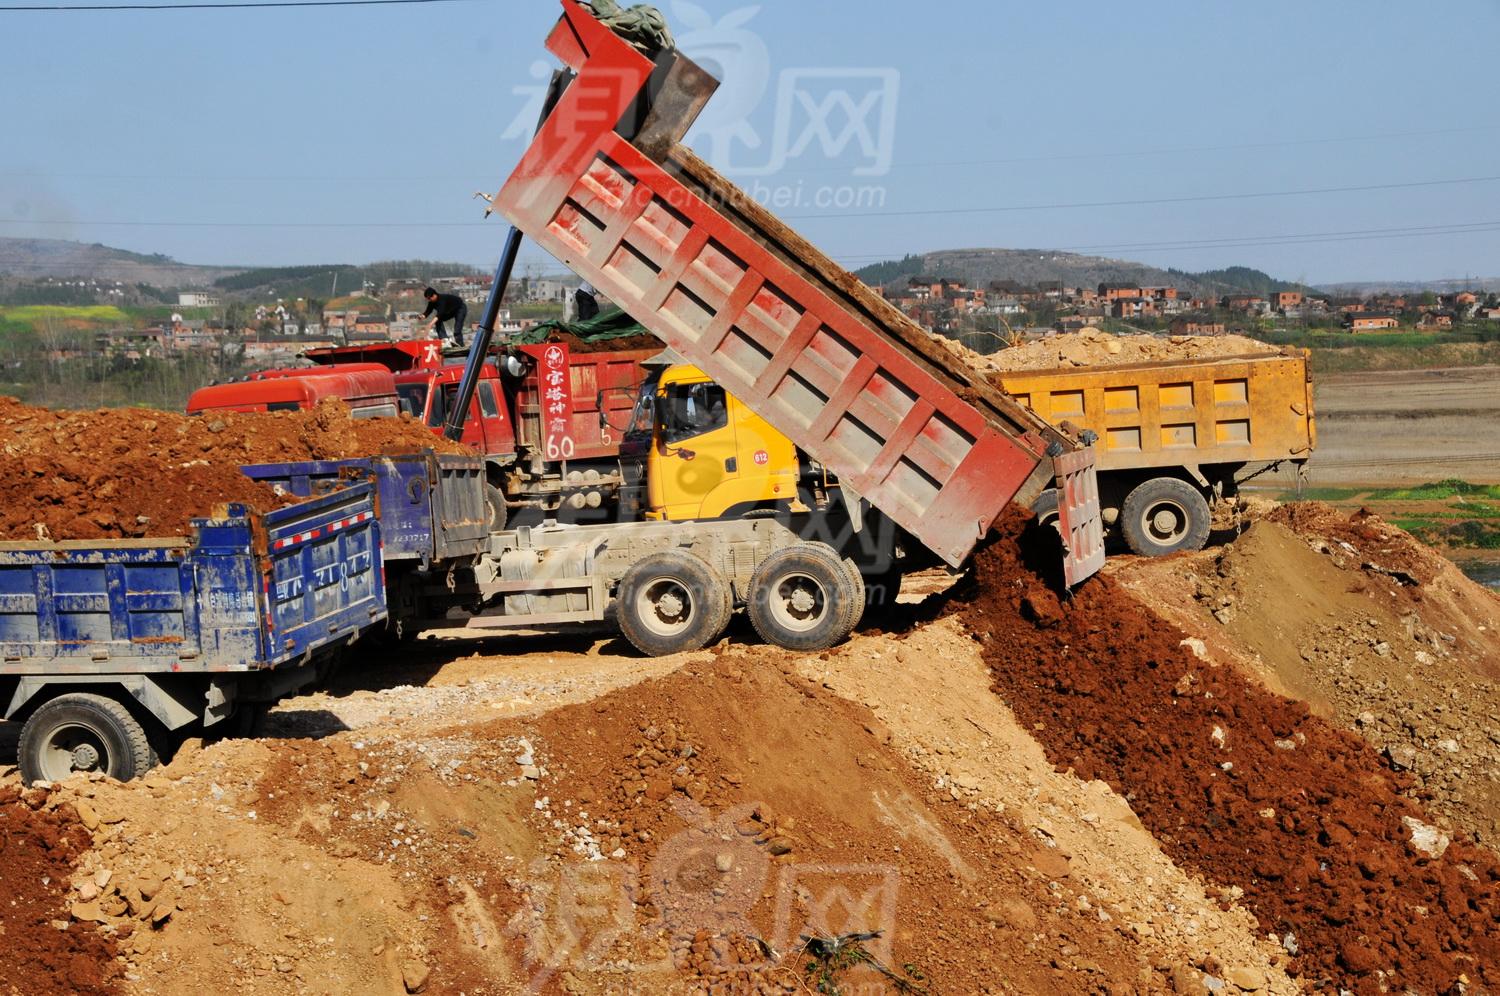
<box><xmin>476</xmin><ymin>0</ymin><xmax>1104</xmax><ymax>578</ymax></box>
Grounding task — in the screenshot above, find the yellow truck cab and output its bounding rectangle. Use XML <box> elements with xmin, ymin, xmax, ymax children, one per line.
<box><xmin>633</xmin><ymin>363</ymin><xmax>803</xmax><ymax>521</ymax></box>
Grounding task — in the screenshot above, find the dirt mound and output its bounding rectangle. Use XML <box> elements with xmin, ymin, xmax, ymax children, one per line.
<box><xmin>0</xmin><ymin>784</ymin><xmax>120</xmax><ymax>996</ymax></box>
<box><xmin>520</xmin><ymin>655</ymin><xmax>1159</xmax><ymax>993</ymax></box>
<box><xmin>956</xmin><ymin>509</ymin><xmax>1500</xmax><ymax>991</ymax></box>
<box><xmin>933</xmin><ymin>326</ymin><xmax>1282</xmax><ymax>375</ymax></box>
<box><xmin>1119</xmin><ymin>516</ymin><xmax>1500</xmax><ymax>848</ymax></box>
<box><xmin>0</xmin><ymin>396</ymin><xmax>470</xmax><ymax>541</ymax></box>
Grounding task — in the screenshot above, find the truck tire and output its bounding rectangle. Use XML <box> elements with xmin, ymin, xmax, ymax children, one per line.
<box><xmin>1032</xmin><ymin>488</ymin><xmax>1061</xmax><ymax>531</ymax></box>
<box><xmin>748</xmin><ymin>544</ymin><xmax>858</xmax><ymax>652</ymax></box>
<box><xmin>485</xmin><ymin>483</ymin><xmax>508</xmax><ymax>533</ymax></box>
<box><xmin>617</xmin><ymin>551</ymin><xmax>731</xmax><ymax>657</ymax></box>
<box><xmin>841</xmin><ymin>557</ymin><xmax>867</xmax><ymax>634</ymax></box>
<box><xmin>19</xmin><ymin>693</ymin><xmax>158</xmax><ymax>785</ymax></box>
<box><xmin>1119</xmin><ymin>477</ymin><xmax>1211</xmax><ymax>557</ymax></box>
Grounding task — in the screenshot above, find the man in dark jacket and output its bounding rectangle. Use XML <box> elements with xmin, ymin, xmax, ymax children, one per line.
<box><xmin>421</xmin><ymin>286</ymin><xmax>468</xmax><ymax>346</ymax></box>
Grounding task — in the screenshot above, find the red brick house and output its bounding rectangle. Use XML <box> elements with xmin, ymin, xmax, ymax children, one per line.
<box><xmin>1345</xmin><ymin>313</ymin><xmax>1400</xmax><ymax>332</ymax></box>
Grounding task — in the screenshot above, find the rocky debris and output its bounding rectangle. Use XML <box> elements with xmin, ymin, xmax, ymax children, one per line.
<box><xmin>0</xmin><ymin>785</ymin><xmax>121</xmax><ymax>995</ymax></box>
<box><xmin>0</xmin><ymin>395</ymin><xmax>470</xmax><ymax>541</ymax></box>
<box><xmin>1171</xmin><ymin>514</ymin><xmax>1500</xmax><ymax>846</ymax></box>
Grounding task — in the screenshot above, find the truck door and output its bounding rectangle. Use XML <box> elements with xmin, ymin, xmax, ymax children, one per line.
<box><xmin>473</xmin><ymin>377</ymin><xmax>517</xmax><ymax>458</ymax></box>
<box><xmin>649</xmin><ymin>380</ymin><xmax>737</xmax><ymax>520</ymax></box>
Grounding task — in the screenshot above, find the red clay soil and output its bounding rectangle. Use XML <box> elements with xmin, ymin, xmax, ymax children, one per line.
<box><xmin>954</xmin><ymin>509</ymin><xmax>1500</xmax><ymax>992</ymax></box>
<box><xmin>0</xmin><ymin>787</ymin><xmax>120</xmax><ymax>996</ymax></box>
<box><xmin>521</xmin><ymin>657</ymin><xmax>1156</xmax><ymax>994</ymax></box>
<box><xmin>0</xmin><ymin>396</ymin><xmax>471</xmax><ymax>541</ymax></box>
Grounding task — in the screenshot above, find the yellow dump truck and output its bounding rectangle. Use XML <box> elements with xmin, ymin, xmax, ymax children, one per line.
<box><xmin>997</xmin><ymin>349</ymin><xmax>1315</xmax><ymax>555</ymax></box>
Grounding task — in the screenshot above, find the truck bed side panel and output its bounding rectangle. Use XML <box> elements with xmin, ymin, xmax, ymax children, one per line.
<box><xmin>0</xmin><ymin>484</ymin><xmax>386</xmax><ymax>676</ymax></box>
<box><xmin>512</xmin><ymin>348</ymin><xmax>656</xmax><ymax>462</ymax></box>
<box><xmin>999</xmin><ymin>354</ymin><xmax>1315</xmax><ymax>474</ymax></box>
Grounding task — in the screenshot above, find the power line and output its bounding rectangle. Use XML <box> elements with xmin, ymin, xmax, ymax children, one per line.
<box><xmin>0</xmin><ymin>0</ymin><xmax>462</xmax><ymax>9</ymax></box>
<box><xmin>4</xmin><ymin>175</ymin><xmax>1498</xmax><ymax>232</ymax></box>
<box><xmin>10</xmin><ymin>126</ymin><xmax>1495</xmax><ymax>183</ymax></box>
<box><xmin>729</xmin><ymin>125</ymin><xmax>1500</xmax><ymax>176</ymax></box>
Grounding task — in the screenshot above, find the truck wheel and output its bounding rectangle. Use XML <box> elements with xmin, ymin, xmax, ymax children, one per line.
<box><xmin>485</xmin><ymin>483</ymin><xmax>509</xmax><ymax>533</ymax></box>
<box><xmin>841</xmin><ymin>557</ymin><xmax>867</xmax><ymax>634</ymax></box>
<box><xmin>1119</xmin><ymin>478</ymin><xmax>1211</xmax><ymax>557</ymax></box>
<box><xmin>748</xmin><ymin>544</ymin><xmax>857</xmax><ymax>652</ymax></box>
<box><xmin>617</xmin><ymin>551</ymin><xmax>731</xmax><ymax>657</ymax></box>
<box><xmin>19</xmin><ymin>693</ymin><xmax>157</xmax><ymax>784</ymax></box>
<box><xmin>1032</xmin><ymin>488</ymin><xmax>1061</xmax><ymax>531</ymax></box>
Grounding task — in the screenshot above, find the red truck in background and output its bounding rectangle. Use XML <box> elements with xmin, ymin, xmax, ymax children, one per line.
<box><xmin>186</xmin><ymin>365</ymin><xmax>402</xmax><ymax>419</ymax></box>
<box><xmin>189</xmin><ymin>338</ymin><xmax>658</xmax><ymax>530</ymax></box>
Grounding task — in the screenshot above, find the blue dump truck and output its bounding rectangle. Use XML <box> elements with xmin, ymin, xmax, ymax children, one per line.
<box><xmin>1</xmin><ymin>452</ymin><xmax>488</xmax><ymax>784</ymax></box>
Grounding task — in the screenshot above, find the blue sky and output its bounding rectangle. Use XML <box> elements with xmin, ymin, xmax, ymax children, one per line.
<box><xmin>2</xmin><ymin>0</ymin><xmax>1497</xmax><ymax>284</ymax></box>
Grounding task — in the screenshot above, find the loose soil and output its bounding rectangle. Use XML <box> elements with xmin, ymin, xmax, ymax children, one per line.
<box><xmin>957</xmin><ymin>509</ymin><xmax>1500</xmax><ymax>992</ymax></box>
<box><xmin>0</xmin><ymin>396</ymin><xmax>470</xmax><ymax>541</ymax></box>
<box><xmin>0</xmin><ymin>785</ymin><xmax>120</xmax><ymax>996</ymax></box>
<box><xmin>1115</xmin><ymin>510</ymin><xmax>1500</xmax><ymax>848</ymax></box>
<box><xmin>933</xmin><ymin>326</ymin><xmax>1281</xmax><ymax>375</ymax></box>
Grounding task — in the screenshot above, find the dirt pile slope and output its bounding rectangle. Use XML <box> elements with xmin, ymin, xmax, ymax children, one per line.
<box><xmin>784</xmin><ymin>616</ymin><xmax>1296</xmax><ymax>992</ymax></box>
<box><xmin>0</xmin><ymin>783</ymin><xmax>120</xmax><ymax>996</ymax></box>
<box><xmin>522</xmin><ymin>655</ymin><xmax>1163</xmax><ymax>993</ymax></box>
<box><xmin>22</xmin><ymin>644</ymin><xmax>1242</xmax><ymax>995</ymax></box>
<box><xmin>1116</xmin><ymin>511</ymin><xmax>1500</xmax><ymax>848</ymax></box>
<box><xmin>956</xmin><ymin>510</ymin><xmax>1500</xmax><ymax>992</ymax></box>
<box><xmin>0</xmin><ymin>396</ymin><xmax>468</xmax><ymax>541</ymax></box>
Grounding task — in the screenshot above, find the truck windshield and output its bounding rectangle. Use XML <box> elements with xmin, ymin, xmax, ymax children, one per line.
<box><xmin>397</xmin><ymin>384</ymin><xmax>430</xmax><ymax>423</ymax></box>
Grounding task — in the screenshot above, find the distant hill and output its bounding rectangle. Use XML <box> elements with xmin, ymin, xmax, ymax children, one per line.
<box><xmin>1314</xmin><ymin>277</ymin><xmax>1500</xmax><ymax>295</ymax></box>
<box><xmin>216</xmin><ymin>261</ymin><xmax>484</xmax><ymax>302</ymax></box>
<box><xmin>0</xmin><ymin>238</ymin><xmax>242</xmax><ymax>286</ymax></box>
<box><xmin>853</xmin><ymin>248</ymin><xmax>1312</xmax><ymax>298</ymax></box>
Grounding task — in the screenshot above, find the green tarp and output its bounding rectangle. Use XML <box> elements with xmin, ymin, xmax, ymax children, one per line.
<box><xmin>584</xmin><ymin>1</ymin><xmax>674</xmax><ymax>56</ymax></box>
<box><xmin>509</xmin><ymin>306</ymin><xmax>653</xmax><ymax>346</ymax></box>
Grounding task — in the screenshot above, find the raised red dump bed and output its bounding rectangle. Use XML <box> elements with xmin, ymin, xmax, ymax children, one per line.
<box><xmin>489</xmin><ymin>1</ymin><xmax>1103</xmax><ymax>579</ymax></box>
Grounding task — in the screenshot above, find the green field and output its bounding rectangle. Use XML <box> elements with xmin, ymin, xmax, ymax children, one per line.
<box><xmin>1281</xmin><ymin>478</ymin><xmax>1500</xmax><ymax>550</ymax></box>
<box><xmin>0</xmin><ymin>304</ymin><xmax>129</xmax><ymax>327</ymax></box>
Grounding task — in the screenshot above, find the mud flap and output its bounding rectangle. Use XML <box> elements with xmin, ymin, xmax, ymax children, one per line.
<box><xmin>1052</xmin><ymin>450</ymin><xmax>1105</xmax><ymax>587</ymax></box>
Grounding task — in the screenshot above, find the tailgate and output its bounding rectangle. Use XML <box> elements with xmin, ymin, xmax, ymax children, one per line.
<box><xmin>257</xmin><ymin>483</ymin><xmax>386</xmax><ymax>664</ymax></box>
<box><xmin>1053</xmin><ymin>450</ymin><xmax>1105</xmax><ymax>587</ymax></box>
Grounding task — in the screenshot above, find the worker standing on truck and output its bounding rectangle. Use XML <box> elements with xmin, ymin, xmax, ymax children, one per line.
<box><xmin>421</xmin><ymin>287</ymin><xmax>468</xmax><ymax>347</ymax></box>
<box><xmin>575</xmin><ymin>280</ymin><xmax>600</xmax><ymax>321</ymax></box>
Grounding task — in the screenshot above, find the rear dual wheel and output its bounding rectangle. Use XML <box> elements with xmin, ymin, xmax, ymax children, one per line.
<box><xmin>1120</xmin><ymin>477</ymin><xmax>1211</xmax><ymax>557</ymax></box>
<box><xmin>748</xmin><ymin>544</ymin><xmax>861</xmax><ymax>652</ymax></box>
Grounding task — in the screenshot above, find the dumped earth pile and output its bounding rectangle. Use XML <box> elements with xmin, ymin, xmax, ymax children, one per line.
<box><xmin>956</xmin><ymin>509</ymin><xmax>1500</xmax><ymax>991</ymax></box>
<box><xmin>0</xmin><ymin>784</ymin><xmax>119</xmax><ymax>996</ymax></box>
<box><xmin>1115</xmin><ymin>506</ymin><xmax>1500</xmax><ymax>848</ymax></box>
<box><xmin>0</xmin><ymin>396</ymin><xmax>469</xmax><ymax>541</ymax></box>
<box><xmin>933</xmin><ymin>326</ymin><xmax>1281</xmax><ymax>375</ymax></box>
